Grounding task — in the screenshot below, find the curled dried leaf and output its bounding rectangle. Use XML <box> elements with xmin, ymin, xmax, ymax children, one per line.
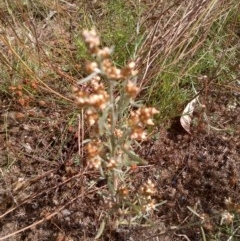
<box><xmin>180</xmin><ymin>97</ymin><xmax>198</xmax><ymax>134</ymax></box>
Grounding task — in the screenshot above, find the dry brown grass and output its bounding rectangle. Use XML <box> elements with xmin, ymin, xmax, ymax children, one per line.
<box><xmin>136</xmin><ymin>0</ymin><xmax>239</xmax><ymax>88</ymax></box>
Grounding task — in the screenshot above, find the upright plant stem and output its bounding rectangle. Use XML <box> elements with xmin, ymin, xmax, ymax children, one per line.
<box><xmin>109</xmin><ymin>80</ymin><xmax>118</xmax><ymax>192</ymax></box>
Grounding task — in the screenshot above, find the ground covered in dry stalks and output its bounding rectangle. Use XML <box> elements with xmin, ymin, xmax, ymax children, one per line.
<box><xmin>0</xmin><ymin>0</ymin><xmax>240</xmax><ymax>241</ymax></box>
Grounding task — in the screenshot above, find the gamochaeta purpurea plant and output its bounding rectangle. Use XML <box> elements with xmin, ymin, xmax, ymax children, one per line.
<box><xmin>73</xmin><ymin>29</ymin><xmax>161</xmax><ymax>232</ymax></box>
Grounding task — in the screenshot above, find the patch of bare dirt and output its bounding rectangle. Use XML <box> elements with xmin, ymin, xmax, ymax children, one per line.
<box><xmin>136</xmin><ymin>88</ymin><xmax>240</xmax><ymax>240</ymax></box>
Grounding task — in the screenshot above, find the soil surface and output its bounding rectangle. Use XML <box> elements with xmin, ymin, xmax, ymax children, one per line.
<box><xmin>0</xmin><ymin>85</ymin><xmax>240</xmax><ymax>241</ymax></box>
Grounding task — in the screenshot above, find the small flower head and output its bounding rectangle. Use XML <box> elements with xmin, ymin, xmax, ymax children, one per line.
<box><xmin>88</xmin><ymin>156</ymin><xmax>101</xmax><ymax>169</ymax></box>
<box><xmin>86</xmin><ymin>108</ymin><xmax>99</xmax><ymax>126</ymax></box>
<box><xmin>139</xmin><ymin>107</ymin><xmax>159</xmax><ymax>126</ymax></box>
<box><xmin>74</xmin><ymin>78</ymin><xmax>109</xmax><ymax>110</ymax></box>
<box><xmin>106</xmin><ymin>158</ymin><xmax>117</xmax><ymax>169</ymax></box>
<box><xmin>86</xmin><ymin>139</ymin><xmax>103</xmax><ymax>169</ymax></box>
<box><xmin>86</xmin><ymin>140</ymin><xmax>101</xmax><ymax>157</ymax></box>
<box><xmin>131</xmin><ymin>127</ymin><xmax>147</xmax><ymax>140</ymax></box>
<box><xmin>126</xmin><ymin>81</ymin><xmax>139</xmax><ymax>98</ymax></box>
<box><xmin>102</xmin><ymin>59</ymin><xmax>122</xmax><ymax>80</ymax></box>
<box><xmin>87</xmin><ymin>92</ymin><xmax>109</xmax><ymax>109</ymax></box>
<box><xmin>129</xmin><ymin>110</ymin><xmax>140</xmax><ymax>126</ymax></box>
<box><xmin>82</xmin><ymin>29</ymin><xmax>100</xmax><ymax>54</ymax></box>
<box><xmin>85</xmin><ymin>61</ymin><xmax>99</xmax><ymax>73</ymax></box>
<box><xmin>121</xmin><ymin>61</ymin><xmax>138</xmax><ymax>78</ymax></box>
<box><xmin>142</xmin><ymin>199</ymin><xmax>156</xmax><ymax>213</ymax></box>
<box><xmin>140</xmin><ymin>179</ymin><xmax>156</xmax><ymax>197</ymax></box>
<box><xmin>221</xmin><ymin>211</ymin><xmax>234</xmax><ymax>225</ymax></box>
<box><xmin>129</xmin><ymin>107</ymin><xmax>159</xmax><ymax>128</ymax></box>
<box><xmin>118</xmin><ymin>186</ymin><xmax>129</xmax><ymax>197</ymax></box>
<box><xmin>97</xmin><ymin>47</ymin><xmax>113</xmax><ymax>59</ymax></box>
<box><xmin>114</xmin><ymin>128</ymin><xmax>123</xmax><ymax>138</ymax></box>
